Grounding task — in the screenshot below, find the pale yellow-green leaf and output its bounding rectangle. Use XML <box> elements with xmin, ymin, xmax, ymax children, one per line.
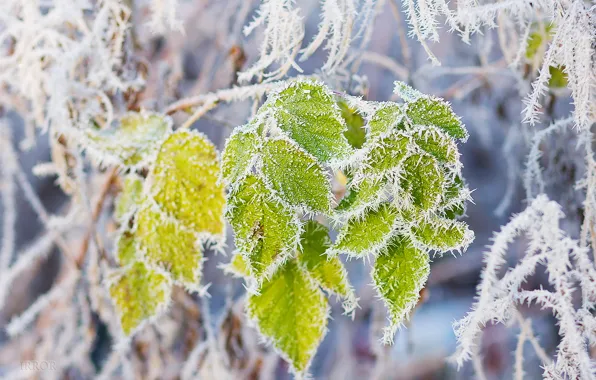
<box><xmin>410</xmin><ymin>215</ymin><xmax>473</xmax><ymax>252</ymax></box>
<box><xmin>109</xmin><ymin>261</ymin><xmax>171</xmax><ymax>336</ymax></box>
<box><xmin>367</xmin><ymin>103</ymin><xmax>404</xmax><ymax>139</ymax></box>
<box><xmin>247</xmin><ymin>261</ymin><xmax>329</xmax><ymax>375</ymax></box>
<box><xmin>261</xmin><ymin>138</ymin><xmax>332</xmax><ymax>213</ymax></box>
<box><xmin>149</xmin><ymin>130</ymin><xmax>225</xmax><ymax>238</ymax></box>
<box><xmin>116</xmin><ymin>229</ymin><xmax>137</xmax><ymax>266</ymax></box>
<box><xmin>362</xmin><ymin>131</ymin><xmax>410</xmax><ymax>175</ymax></box>
<box><xmin>336</xmin><ymin>177</ymin><xmax>387</xmax><ymax>214</ymax></box>
<box><xmin>115</xmin><ymin>174</ymin><xmax>144</xmax><ymax>222</ymax></box>
<box><xmin>338</xmin><ymin>100</ymin><xmax>366</xmax><ymax>149</ymax></box>
<box><xmin>87</xmin><ymin>113</ymin><xmax>171</xmax><ymax>166</ymax></box>
<box><xmin>136</xmin><ymin>206</ymin><xmax>203</xmax><ymax>288</ymax></box>
<box><xmin>221</xmin><ymin>125</ymin><xmax>260</xmax><ymax>185</ymax></box>
<box><xmin>373</xmin><ymin>236</ymin><xmax>429</xmax><ymax>343</ymax></box>
<box><xmin>400</xmin><ymin>154</ymin><xmax>444</xmax><ymax>210</ymax></box>
<box><xmin>222</xmin><ymin>251</ymin><xmax>251</xmax><ymax>278</ymax></box>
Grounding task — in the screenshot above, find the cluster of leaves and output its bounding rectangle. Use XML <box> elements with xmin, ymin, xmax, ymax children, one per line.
<box><xmin>101</xmin><ymin>113</ymin><xmax>226</xmax><ymax>336</ymax></box>
<box><xmin>221</xmin><ymin>79</ymin><xmax>473</xmax><ymax>375</ymax></box>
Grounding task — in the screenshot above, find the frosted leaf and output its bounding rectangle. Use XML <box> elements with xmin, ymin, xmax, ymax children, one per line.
<box><xmin>261</xmin><ymin>138</ymin><xmax>332</xmax><ymax>213</ymax></box>
<box><xmin>297</xmin><ymin>221</ymin><xmax>354</xmax><ymax>302</ymax></box>
<box><xmin>393</xmin><ymin>81</ymin><xmax>425</xmax><ymax>102</ymax></box>
<box><xmin>150</xmin><ymin>130</ymin><xmax>226</xmax><ymax>239</ymax></box>
<box><xmin>337</xmin><ymin>177</ymin><xmax>387</xmax><ymax>215</ymax></box>
<box><xmin>405</xmin><ymin>98</ymin><xmax>467</xmax><ymax>141</ymax></box>
<box><xmin>361</xmin><ymin>131</ymin><xmax>410</xmax><ymax>175</ymax></box>
<box><xmin>136</xmin><ymin>206</ymin><xmax>203</xmax><ymax>290</ymax></box>
<box><xmin>114</xmin><ymin>174</ymin><xmax>144</xmax><ymax>222</ymax></box>
<box><xmin>367</xmin><ymin>104</ymin><xmax>404</xmax><ymax>139</ymax></box>
<box><xmin>247</xmin><ymin>260</ymin><xmax>329</xmax><ymax>375</ymax></box>
<box><xmin>227</xmin><ymin>175</ymin><xmax>300</xmax><ymax>280</ymax></box>
<box><xmin>263</xmin><ymin>80</ymin><xmax>353</xmax><ymax>164</ymax></box>
<box><xmin>410</xmin><ymin>216</ymin><xmax>473</xmax><ymax>252</ymax></box>
<box><xmin>87</xmin><ymin>113</ymin><xmax>171</xmax><ymax>166</ymax></box>
<box><xmin>116</xmin><ymin>229</ymin><xmax>137</xmax><ymax>266</ymax></box>
<box><xmin>412</xmin><ymin>128</ymin><xmax>458</xmax><ymax>164</ymax></box>
<box><xmin>338</xmin><ymin>100</ymin><xmax>366</xmax><ymax>149</ymax></box>
<box><xmin>335</xmin><ymin>203</ymin><xmax>399</xmax><ymax>256</ymax></box>
<box><xmin>109</xmin><ymin>261</ymin><xmax>171</xmax><ymax>336</ymax></box>
<box><xmin>222</xmin><ymin>252</ymin><xmax>251</xmax><ymax>278</ymax></box>
<box><xmin>373</xmin><ymin>236</ymin><xmax>429</xmax><ymax>343</ymax></box>
<box><xmin>400</xmin><ymin>154</ymin><xmax>444</xmax><ymax>210</ymax></box>
<box><xmin>221</xmin><ymin>125</ymin><xmax>260</xmax><ymax>185</ymax></box>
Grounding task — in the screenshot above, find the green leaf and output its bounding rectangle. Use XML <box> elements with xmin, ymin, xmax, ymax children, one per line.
<box><xmin>150</xmin><ymin>130</ymin><xmax>226</xmax><ymax>239</ymax></box>
<box><xmin>261</xmin><ymin>138</ymin><xmax>332</xmax><ymax>213</ymax></box>
<box><xmin>548</xmin><ymin>66</ymin><xmax>567</xmax><ymax>88</ymax></box>
<box><xmin>297</xmin><ymin>221</ymin><xmax>353</xmax><ymax>301</ymax></box>
<box><xmin>109</xmin><ymin>261</ymin><xmax>171</xmax><ymax>336</ymax></box>
<box><xmin>87</xmin><ymin>113</ymin><xmax>171</xmax><ymax>166</ymax></box>
<box><xmin>410</xmin><ymin>215</ymin><xmax>473</xmax><ymax>252</ymax></box>
<box><xmin>335</xmin><ymin>203</ymin><xmax>398</xmax><ymax>256</ymax></box>
<box><xmin>116</xmin><ymin>229</ymin><xmax>137</xmax><ymax>266</ymax></box>
<box><xmin>362</xmin><ymin>131</ymin><xmax>410</xmax><ymax>175</ymax></box>
<box><xmin>264</xmin><ymin>80</ymin><xmax>353</xmax><ymax>164</ymax></box>
<box><xmin>373</xmin><ymin>236</ymin><xmax>429</xmax><ymax>343</ymax></box>
<box><xmin>412</xmin><ymin>128</ymin><xmax>458</xmax><ymax>164</ymax></box>
<box><xmin>338</xmin><ymin>100</ymin><xmax>366</xmax><ymax>149</ymax></box>
<box><xmin>227</xmin><ymin>175</ymin><xmax>300</xmax><ymax>279</ymax></box>
<box><xmin>526</xmin><ymin>24</ymin><xmax>554</xmax><ymax>60</ymax></box>
<box><xmin>135</xmin><ymin>206</ymin><xmax>203</xmax><ymax>289</ymax></box>
<box><xmin>393</xmin><ymin>81</ymin><xmax>425</xmax><ymax>102</ymax></box>
<box><xmin>406</xmin><ymin>97</ymin><xmax>467</xmax><ymax>141</ymax></box>
<box><xmin>115</xmin><ymin>174</ymin><xmax>144</xmax><ymax>222</ymax></box>
<box><xmin>337</xmin><ymin>177</ymin><xmax>386</xmax><ymax>214</ymax></box>
<box><xmin>367</xmin><ymin>104</ymin><xmax>404</xmax><ymax>139</ymax></box>
<box><xmin>247</xmin><ymin>261</ymin><xmax>329</xmax><ymax>375</ymax></box>
<box><xmin>400</xmin><ymin>154</ymin><xmax>444</xmax><ymax>210</ymax></box>
<box><xmin>221</xmin><ymin>125</ymin><xmax>260</xmax><ymax>185</ymax></box>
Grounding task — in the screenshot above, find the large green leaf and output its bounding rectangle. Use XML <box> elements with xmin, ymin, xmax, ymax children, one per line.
<box><xmin>373</xmin><ymin>236</ymin><xmax>429</xmax><ymax>343</ymax></box>
<box><xmin>109</xmin><ymin>261</ymin><xmax>171</xmax><ymax>336</ymax></box>
<box><xmin>87</xmin><ymin>113</ymin><xmax>171</xmax><ymax>166</ymax></box>
<box><xmin>247</xmin><ymin>261</ymin><xmax>329</xmax><ymax>375</ymax></box>
<box><xmin>400</xmin><ymin>154</ymin><xmax>444</xmax><ymax>210</ymax></box>
<box><xmin>264</xmin><ymin>80</ymin><xmax>353</xmax><ymax>164</ymax></box>
<box><xmin>135</xmin><ymin>206</ymin><xmax>203</xmax><ymax>290</ymax></box>
<box><xmin>405</xmin><ymin>97</ymin><xmax>467</xmax><ymax>141</ymax></box>
<box><xmin>149</xmin><ymin>130</ymin><xmax>225</xmax><ymax>239</ymax></box>
<box><xmin>335</xmin><ymin>203</ymin><xmax>398</xmax><ymax>256</ymax></box>
<box><xmin>227</xmin><ymin>175</ymin><xmax>300</xmax><ymax>279</ymax></box>
<box><xmin>221</xmin><ymin>125</ymin><xmax>260</xmax><ymax>185</ymax></box>
<box><xmin>261</xmin><ymin>138</ymin><xmax>332</xmax><ymax>213</ymax></box>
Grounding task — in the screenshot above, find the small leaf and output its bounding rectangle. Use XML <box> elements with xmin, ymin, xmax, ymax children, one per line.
<box><xmin>412</xmin><ymin>128</ymin><xmax>458</xmax><ymax>164</ymax></box>
<box><xmin>87</xmin><ymin>113</ymin><xmax>171</xmax><ymax>166</ymax></box>
<box><xmin>335</xmin><ymin>203</ymin><xmax>398</xmax><ymax>256</ymax></box>
<box><xmin>337</xmin><ymin>177</ymin><xmax>387</xmax><ymax>214</ymax></box>
<box><xmin>406</xmin><ymin>97</ymin><xmax>467</xmax><ymax>141</ymax></box>
<box><xmin>116</xmin><ymin>229</ymin><xmax>137</xmax><ymax>266</ymax></box>
<box><xmin>247</xmin><ymin>261</ymin><xmax>329</xmax><ymax>375</ymax></box>
<box><xmin>264</xmin><ymin>80</ymin><xmax>353</xmax><ymax>164</ymax></box>
<box><xmin>548</xmin><ymin>66</ymin><xmax>567</xmax><ymax>88</ymax></box>
<box><xmin>338</xmin><ymin>100</ymin><xmax>366</xmax><ymax>149</ymax></box>
<box><xmin>393</xmin><ymin>81</ymin><xmax>424</xmax><ymax>102</ymax></box>
<box><xmin>373</xmin><ymin>236</ymin><xmax>429</xmax><ymax>343</ymax></box>
<box><xmin>150</xmin><ymin>130</ymin><xmax>225</xmax><ymax>239</ymax></box>
<box><xmin>261</xmin><ymin>138</ymin><xmax>332</xmax><ymax>213</ymax></box>
<box><xmin>367</xmin><ymin>104</ymin><xmax>404</xmax><ymax>139</ymax></box>
<box><xmin>410</xmin><ymin>215</ymin><xmax>473</xmax><ymax>252</ymax></box>
<box><xmin>109</xmin><ymin>261</ymin><xmax>171</xmax><ymax>336</ymax></box>
<box><xmin>222</xmin><ymin>252</ymin><xmax>251</xmax><ymax>278</ymax></box>
<box><xmin>221</xmin><ymin>125</ymin><xmax>260</xmax><ymax>185</ymax></box>
<box><xmin>115</xmin><ymin>174</ymin><xmax>144</xmax><ymax>222</ymax></box>
<box><xmin>362</xmin><ymin>131</ymin><xmax>410</xmax><ymax>175</ymax></box>
<box><xmin>227</xmin><ymin>175</ymin><xmax>300</xmax><ymax>279</ymax></box>
<box><xmin>135</xmin><ymin>206</ymin><xmax>203</xmax><ymax>289</ymax></box>
<box><xmin>297</xmin><ymin>221</ymin><xmax>353</xmax><ymax>300</ymax></box>
<box><xmin>400</xmin><ymin>154</ymin><xmax>444</xmax><ymax>210</ymax></box>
